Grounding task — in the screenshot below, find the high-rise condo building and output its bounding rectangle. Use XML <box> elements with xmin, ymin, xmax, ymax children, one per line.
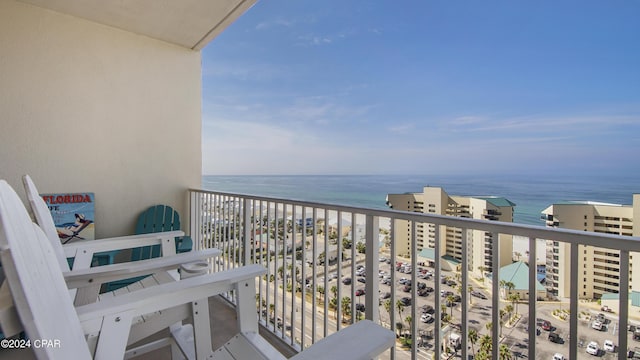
<box><xmin>386</xmin><ymin>186</ymin><xmax>514</xmax><ymax>277</ymax></box>
<box><xmin>542</xmin><ymin>194</ymin><xmax>640</xmax><ymax>299</ymax></box>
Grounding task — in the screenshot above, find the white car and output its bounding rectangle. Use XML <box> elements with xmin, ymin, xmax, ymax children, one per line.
<box><xmin>552</xmin><ymin>353</ymin><xmax>565</xmax><ymax>360</ymax></box>
<box><xmin>592</xmin><ymin>320</ymin><xmax>604</xmax><ymax>331</ymax></box>
<box><xmin>420</xmin><ymin>313</ymin><xmax>434</xmax><ymax>323</ymax></box>
<box><xmin>586</xmin><ymin>341</ymin><xmax>599</xmax><ymax>356</ymax></box>
<box><xmin>603</xmin><ymin>340</ymin><xmax>615</xmax><ymax>352</ymax></box>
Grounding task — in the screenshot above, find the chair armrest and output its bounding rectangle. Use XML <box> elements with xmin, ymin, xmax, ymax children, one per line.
<box><xmin>76</xmin><ymin>264</ymin><xmax>266</xmax><ymax>334</ymax></box>
<box><xmin>290</xmin><ymin>320</ymin><xmax>395</xmax><ymax>360</ymax></box>
<box><xmin>63</xmin><ymin>248</ymin><xmax>220</xmax><ymax>289</ymax></box>
<box><xmin>62</xmin><ymin>230</ymin><xmax>184</xmax><ymax>257</ymax></box>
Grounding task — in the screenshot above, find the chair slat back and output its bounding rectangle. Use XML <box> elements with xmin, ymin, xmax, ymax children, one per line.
<box><xmin>133</xmin><ymin>205</ymin><xmax>181</xmax><ymax>260</ymax></box>
<box><xmin>0</xmin><ymin>180</ymin><xmax>90</xmax><ymax>359</ymax></box>
<box><xmin>22</xmin><ymin>175</ymin><xmax>70</xmax><ymax>272</ymax></box>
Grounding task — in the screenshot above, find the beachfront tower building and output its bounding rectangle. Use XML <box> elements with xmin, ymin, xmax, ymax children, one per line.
<box><xmin>386</xmin><ymin>187</ymin><xmax>514</xmax><ymax>276</ymax></box>
<box><xmin>542</xmin><ymin>194</ymin><xmax>640</xmax><ymax>299</ymax></box>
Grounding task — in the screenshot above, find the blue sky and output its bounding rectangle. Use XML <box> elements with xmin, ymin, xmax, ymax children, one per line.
<box><xmin>201</xmin><ymin>1</ymin><xmax>640</xmax><ymax>176</ymax></box>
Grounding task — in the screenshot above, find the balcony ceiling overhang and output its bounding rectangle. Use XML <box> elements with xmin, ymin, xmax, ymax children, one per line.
<box><xmin>17</xmin><ymin>0</ymin><xmax>257</xmax><ymax>50</ymax></box>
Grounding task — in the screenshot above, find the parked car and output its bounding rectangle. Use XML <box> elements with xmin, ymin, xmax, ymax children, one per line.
<box><xmin>355</xmin><ymin>303</ymin><xmax>365</xmax><ymax>312</ymax></box>
<box><xmin>417</xmin><ymin>288</ymin><xmax>429</xmax><ymax>297</ymax></box>
<box><xmin>400</xmin><ymin>297</ymin><xmax>411</xmax><ymax>306</ymax></box>
<box><xmin>342</xmin><ymin>277</ymin><xmax>351</xmax><ymax>285</ymax></box>
<box><xmin>440</xmin><ymin>290</ymin><xmax>454</xmax><ymax>298</ymax></box>
<box><xmin>552</xmin><ymin>353</ymin><xmax>565</xmax><ymax>360</ymax></box>
<box><xmin>379</xmin><ymin>292</ymin><xmax>391</xmax><ymax>299</ymax></box>
<box><xmin>357</xmin><ymin>277</ymin><xmax>366</xmax><ymax>283</ymax></box>
<box><xmin>586</xmin><ymin>341</ymin><xmax>599</xmax><ymax>356</ymax></box>
<box><xmin>402</xmin><ymin>285</ymin><xmax>411</xmax><ymax>293</ymax></box>
<box><xmin>420</xmin><ymin>313</ymin><xmax>434</xmax><ymax>323</ymax></box>
<box><xmin>601</xmin><ymin>305</ymin><xmax>613</xmax><ymax>312</ymax></box>
<box><xmin>629</xmin><ymin>347</ymin><xmax>640</xmax><ymax>359</ymax></box>
<box><xmin>471</xmin><ymin>290</ymin><xmax>487</xmax><ymax>299</ymax></box>
<box><xmin>421</xmin><ymin>305</ymin><xmax>435</xmax><ymax>314</ymax></box>
<box><xmin>596</xmin><ymin>313</ymin><xmax>606</xmax><ymax>323</ymax></box>
<box><xmin>603</xmin><ymin>339</ymin><xmax>615</xmax><ymax>352</ymax></box>
<box><xmin>446</xmin><ymin>279</ymin><xmax>457</xmax><ymax>286</ymax></box>
<box><xmin>548</xmin><ymin>332</ymin><xmax>561</xmax><ymax>344</ymax></box>
<box><xmin>355</xmin><ymin>289</ymin><xmax>365</xmax><ymax>296</ymax></box>
<box><xmin>592</xmin><ymin>320</ymin><xmax>604</xmax><ymax>331</ymax></box>
<box><xmin>536</xmin><ymin>319</ymin><xmax>552</xmax><ymax>331</ymax></box>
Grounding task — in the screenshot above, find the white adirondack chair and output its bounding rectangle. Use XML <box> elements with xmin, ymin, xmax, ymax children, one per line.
<box><xmin>0</xmin><ymin>175</ymin><xmax>220</xmax><ymax>341</ymax></box>
<box><xmin>22</xmin><ymin>174</ymin><xmax>203</xmax><ymax>306</ymax></box>
<box><xmin>0</xmin><ymin>180</ymin><xmax>396</xmax><ymax>359</ymax></box>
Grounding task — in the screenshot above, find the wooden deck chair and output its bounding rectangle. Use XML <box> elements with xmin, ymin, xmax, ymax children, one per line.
<box><xmin>0</xmin><ymin>180</ymin><xmax>395</xmax><ymax>359</ymax></box>
<box><xmin>94</xmin><ymin>204</ymin><xmax>193</xmax><ymax>268</ymax></box>
<box><xmin>102</xmin><ymin>205</ymin><xmax>194</xmax><ymax>292</ymax></box>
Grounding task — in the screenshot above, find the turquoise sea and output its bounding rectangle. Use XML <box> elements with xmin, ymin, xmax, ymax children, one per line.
<box><xmin>202</xmin><ymin>174</ymin><xmax>640</xmax><ymax>226</ymax></box>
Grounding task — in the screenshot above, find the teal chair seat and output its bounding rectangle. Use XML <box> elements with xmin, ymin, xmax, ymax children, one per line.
<box><xmin>98</xmin><ymin>205</ymin><xmax>192</xmax><ymax>292</ymax></box>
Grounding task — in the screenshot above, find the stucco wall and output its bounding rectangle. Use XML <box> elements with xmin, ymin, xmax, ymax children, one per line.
<box><xmin>0</xmin><ymin>1</ymin><xmax>202</xmax><ymax>237</ymax></box>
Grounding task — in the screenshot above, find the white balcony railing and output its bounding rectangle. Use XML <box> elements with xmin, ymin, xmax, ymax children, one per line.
<box><xmin>189</xmin><ymin>188</ymin><xmax>640</xmax><ymax>360</ymax></box>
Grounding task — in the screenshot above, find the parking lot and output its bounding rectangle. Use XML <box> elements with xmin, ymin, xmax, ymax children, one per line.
<box><xmin>311</xmin><ymin>255</ymin><xmax>640</xmax><ymax>359</ymax></box>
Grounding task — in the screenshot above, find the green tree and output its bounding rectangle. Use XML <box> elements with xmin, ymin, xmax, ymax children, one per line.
<box><xmin>329</xmin><ymin>297</ymin><xmax>338</xmax><ymax>319</ymax></box>
<box><xmin>383</xmin><ymin>299</ymin><xmax>392</xmax><ymax>323</ymax></box>
<box><xmin>499</xmin><ymin>343</ymin><xmax>513</xmax><ymax>360</ymax></box>
<box><xmin>508</xmin><ymin>292</ymin><xmax>521</xmax><ymax>315</ymax></box>
<box><xmin>479</xmin><ymin>334</ymin><xmax>492</xmax><ymax>353</ymax></box>
<box><xmin>317</xmin><ymin>285</ymin><xmax>325</xmax><ymax>301</ymax></box>
<box><xmin>341</xmin><ymin>296</ymin><xmax>351</xmax><ymax>323</ymax></box>
<box><xmin>468</xmin><ymin>328</ymin><xmax>478</xmax><ymax>358</ymax></box>
<box><xmin>331</xmin><ymin>285</ymin><xmax>338</xmax><ymax>299</ymax></box>
<box><xmin>342</xmin><ymin>237</ymin><xmax>352</xmax><ymax>249</ymax></box>
<box><xmin>404</xmin><ymin>315</ymin><xmax>412</xmax><ymax>339</ymax></box>
<box><xmin>485</xmin><ymin>322</ymin><xmax>492</xmax><ymax>333</ymax></box>
<box><xmin>499</xmin><ymin>309</ymin><xmax>506</xmax><ymax>336</ymax></box>
<box><xmin>504</xmin><ymin>304</ymin><xmax>514</xmax><ymax>324</ymax></box>
<box><xmin>396</xmin><ymin>300</ymin><xmax>406</xmax><ymax>329</ymax></box>
<box><xmin>446</xmin><ymin>294</ymin><xmax>456</xmax><ymax>318</ymax></box>
<box><xmin>356</xmin><ymin>242</ymin><xmax>366</xmax><ymax>254</ymax></box>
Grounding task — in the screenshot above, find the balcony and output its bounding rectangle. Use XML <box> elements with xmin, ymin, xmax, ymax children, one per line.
<box><xmin>187</xmin><ymin>188</ymin><xmax>640</xmax><ymax>360</ymax></box>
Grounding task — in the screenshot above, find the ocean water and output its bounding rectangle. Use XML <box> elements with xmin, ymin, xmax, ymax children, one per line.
<box><xmin>202</xmin><ymin>174</ymin><xmax>640</xmax><ymax>226</ymax></box>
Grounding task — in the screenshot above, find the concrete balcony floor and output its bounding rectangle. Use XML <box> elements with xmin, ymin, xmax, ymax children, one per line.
<box><xmin>0</xmin><ymin>296</ymin><xmax>296</xmax><ymax>360</ymax></box>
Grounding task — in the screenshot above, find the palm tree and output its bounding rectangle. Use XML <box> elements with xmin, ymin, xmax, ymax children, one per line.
<box><xmin>479</xmin><ymin>334</ymin><xmax>492</xmax><ymax>353</ymax></box>
<box><xmin>383</xmin><ymin>299</ymin><xmax>392</xmax><ymax>324</ymax></box>
<box><xmin>446</xmin><ymin>294</ymin><xmax>456</xmax><ymax>318</ymax></box>
<box><xmin>468</xmin><ymin>285</ymin><xmax>474</xmax><ymax>305</ymax></box>
<box><xmin>468</xmin><ymin>328</ymin><xmax>478</xmax><ymax>358</ymax></box>
<box><xmin>341</xmin><ymin>296</ymin><xmax>351</xmax><ymax>323</ymax></box>
<box><xmin>485</xmin><ymin>322</ymin><xmax>492</xmax><ymax>333</ymax></box>
<box><xmin>499</xmin><ymin>308</ymin><xmax>506</xmax><ymax>336</ymax></box>
<box><xmin>330</xmin><ymin>285</ymin><xmax>338</xmax><ymax>300</ymax></box>
<box><xmin>499</xmin><ymin>343</ymin><xmax>513</xmax><ymax>360</ymax></box>
<box><xmin>509</xmin><ymin>292</ymin><xmax>521</xmax><ymax>315</ymax></box>
<box><xmin>329</xmin><ymin>297</ymin><xmax>338</xmax><ymax>319</ymax></box>
<box><xmin>396</xmin><ymin>300</ymin><xmax>405</xmax><ymax>326</ymax></box>
<box><xmin>505</xmin><ymin>281</ymin><xmax>515</xmax><ymax>297</ymax></box>
<box><xmin>317</xmin><ymin>285</ymin><xmax>325</xmax><ymax>301</ymax></box>
<box><xmin>504</xmin><ymin>304</ymin><xmax>514</xmax><ymax>324</ymax></box>
<box><xmin>404</xmin><ymin>315</ymin><xmax>412</xmax><ymax>339</ymax></box>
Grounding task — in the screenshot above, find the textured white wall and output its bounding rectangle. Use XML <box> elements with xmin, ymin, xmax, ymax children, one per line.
<box><xmin>0</xmin><ymin>1</ymin><xmax>202</xmax><ymax>237</ymax></box>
